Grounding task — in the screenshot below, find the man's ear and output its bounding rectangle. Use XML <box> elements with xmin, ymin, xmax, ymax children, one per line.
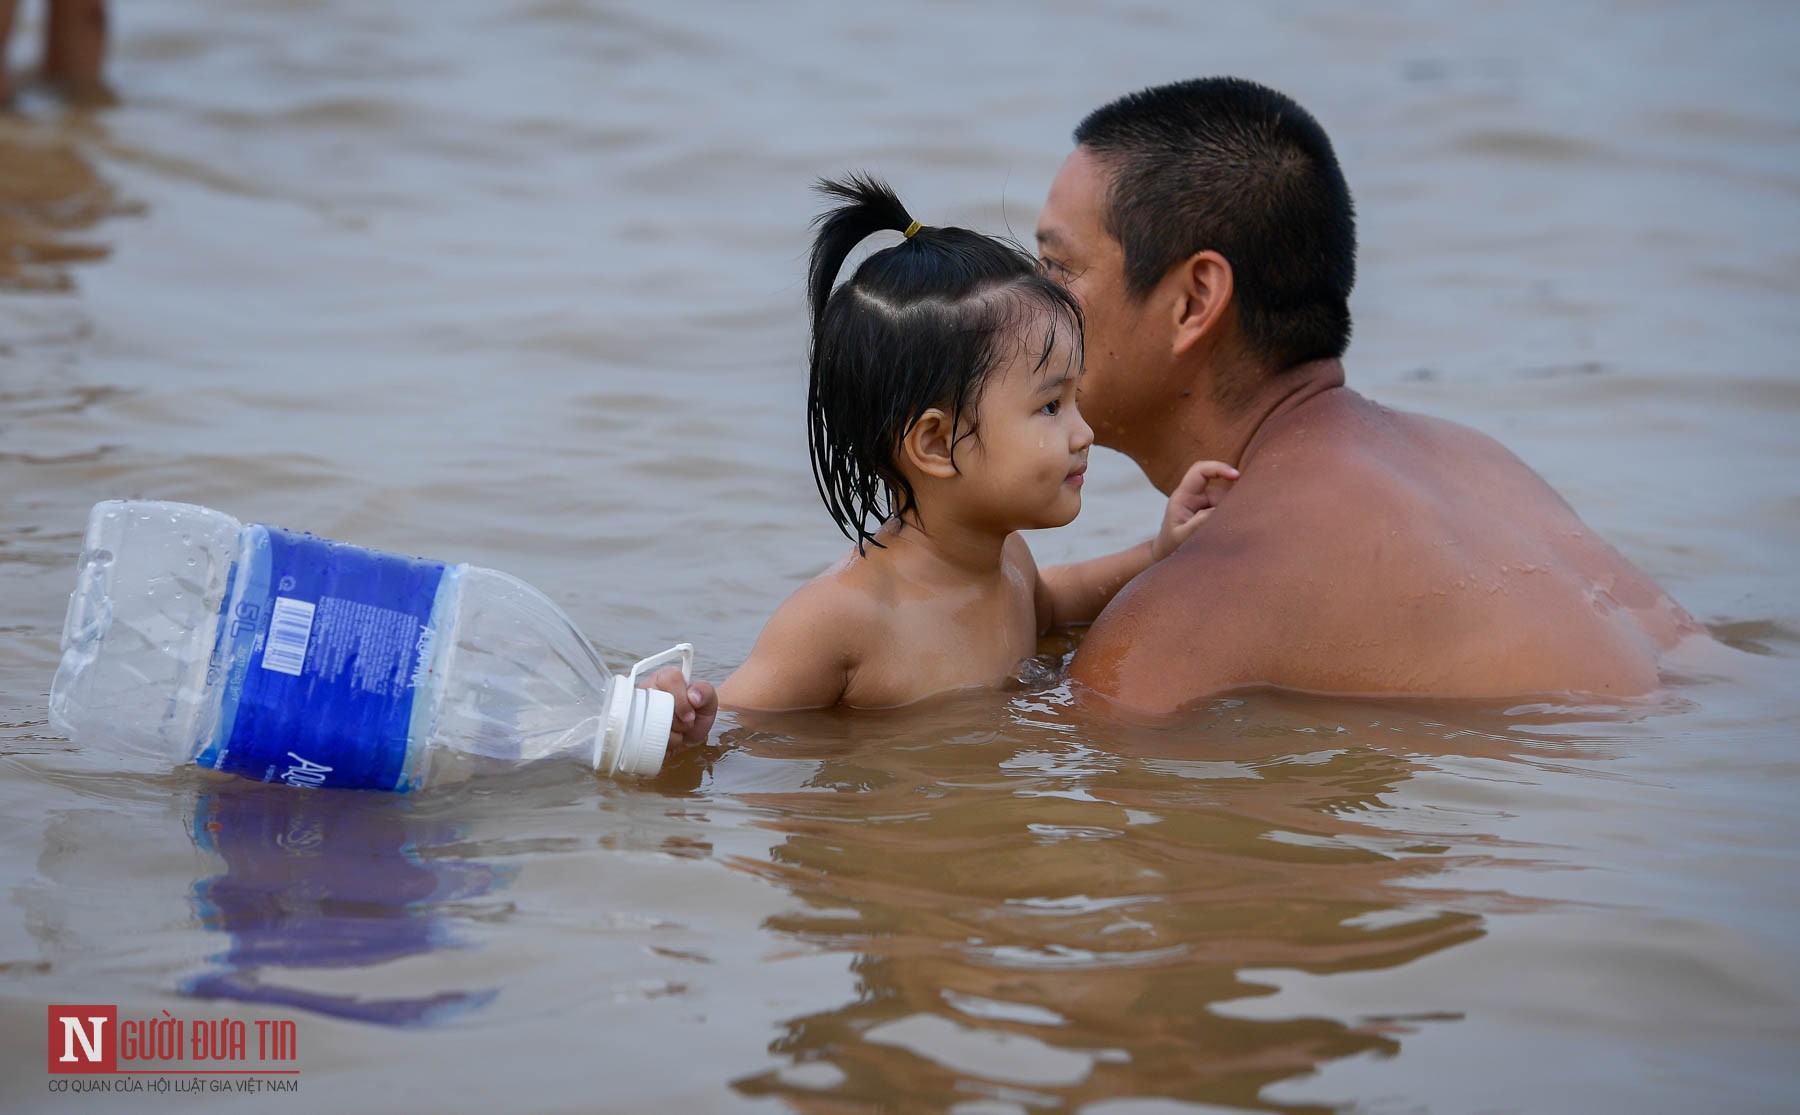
<box><xmin>900</xmin><ymin>408</ymin><xmax>961</xmax><ymax>479</ymax></box>
<box><xmin>1170</xmin><ymin>250</ymin><xmax>1234</xmax><ymax>356</ymax></box>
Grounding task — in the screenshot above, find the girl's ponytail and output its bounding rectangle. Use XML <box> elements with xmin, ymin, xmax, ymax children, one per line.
<box><xmin>807</xmin><ymin>174</ymin><xmax>918</xmax><ymax>330</ymax></box>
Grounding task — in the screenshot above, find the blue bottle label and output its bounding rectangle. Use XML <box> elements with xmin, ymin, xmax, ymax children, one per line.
<box><xmin>194</xmin><ymin>525</ymin><xmax>455</xmax><ymax>792</ymax></box>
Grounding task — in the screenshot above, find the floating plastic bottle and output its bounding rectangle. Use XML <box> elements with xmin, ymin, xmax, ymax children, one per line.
<box><xmin>49</xmin><ymin>500</ymin><xmax>689</xmax><ymax>791</ymax></box>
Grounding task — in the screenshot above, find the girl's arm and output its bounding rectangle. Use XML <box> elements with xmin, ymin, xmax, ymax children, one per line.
<box><xmin>1036</xmin><ymin>459</ymin><xmax>1238</xmax><ymax>631</ymax></box>
<box><xmin>1037</xmin><ymin>539</ymin><xmax>1158</xmax><ymax>630</ymax></box>
<box><xmin>717</xmin><ymin>579</ymin><xmax>862</xmax><ymax>711</ymax></box>
<box><xmin>642</xmin><ymin>577</ymin><xmax>867</xmax><ymax>748</ymax></box>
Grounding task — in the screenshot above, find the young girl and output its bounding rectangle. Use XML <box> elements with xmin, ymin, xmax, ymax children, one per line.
<box><xmin>658</xmin><ymin>175</ymin><xmax>1233</xmax><ymax>725</ymax></box>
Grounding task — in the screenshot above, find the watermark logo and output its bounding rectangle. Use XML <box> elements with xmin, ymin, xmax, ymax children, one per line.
<box><xmin>44</xmin><ymin>1005</ymin><xmax>300</xmax><ymax>1095</ymax></box>
<box><xmin>47</xmin><ymin>1005</ymin><xmax>116</xmax><ymax>1074</ymax></box>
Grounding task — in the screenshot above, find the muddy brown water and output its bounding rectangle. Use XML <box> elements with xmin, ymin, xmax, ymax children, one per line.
<box><xmin>2</xmin><ymin>2</ymin><xmax>1797</xmax><ymax>1111</ymax></box>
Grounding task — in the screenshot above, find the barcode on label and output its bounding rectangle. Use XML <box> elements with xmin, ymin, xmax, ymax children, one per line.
<box><xmin>262</xmin><ymin>596</ymin><xmax>316</xmax><ymax>676</ymax></box>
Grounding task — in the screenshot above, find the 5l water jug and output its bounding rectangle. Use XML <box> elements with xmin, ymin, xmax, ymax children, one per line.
<box><xmin>49</xmin><ymin>500</ymin><xmax>690</xmax><ymax>791</ymax></box>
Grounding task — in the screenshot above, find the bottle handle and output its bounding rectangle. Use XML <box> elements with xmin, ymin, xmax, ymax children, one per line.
<box><xmin>626</xmin><ymin>643</ymin><xmax>693</xmax><ymax>690</ymax></box>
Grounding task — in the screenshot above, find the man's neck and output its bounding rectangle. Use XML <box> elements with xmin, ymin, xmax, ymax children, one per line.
<box><xmin>1132</xmin><ymin>358</ymin><xmax>1347</xmax><ymax>493</ymax></box>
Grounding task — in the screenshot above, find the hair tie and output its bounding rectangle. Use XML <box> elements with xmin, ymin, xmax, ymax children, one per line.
<box><xmin>903</xmin><ymin>220</ymin><xmax>922</xmax><ymax>239</ymax></box>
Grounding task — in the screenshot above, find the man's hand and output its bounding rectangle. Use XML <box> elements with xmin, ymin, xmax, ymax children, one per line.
<box><xmin>643</xmin><ymin>669</ymin><xmax>719</xmax><ymax>752</ymax></box>
<box><xmin>1152</xmin><ymin>459</ymin><xmax>1239</xmax><ymax>561</ymax></box>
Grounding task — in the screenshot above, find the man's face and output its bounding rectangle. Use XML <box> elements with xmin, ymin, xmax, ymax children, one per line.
<box><xmin>1035</xmin><ymin>147</ymin><xmax>1162</xmax><ymax>450</ymax></box>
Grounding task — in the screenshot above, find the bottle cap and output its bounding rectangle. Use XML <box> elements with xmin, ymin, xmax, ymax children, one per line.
<box><xmin>620</xmin><ymin>688</ymin><xmax>673</xmax><ymax>776</ymax></box>
<box><xmin>592</xmin><ymin>643</ymin><xmax>692</xmax><ymax>779</ymax></box>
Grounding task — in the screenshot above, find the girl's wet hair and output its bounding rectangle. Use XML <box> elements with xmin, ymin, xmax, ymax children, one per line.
<box><xmin>807</xmin><ymin>173</ymin><xmax>1082</xmax><ymax>552</ymax></box>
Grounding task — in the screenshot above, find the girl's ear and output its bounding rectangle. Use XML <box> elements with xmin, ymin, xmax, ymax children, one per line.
<box><xmin>900</xmin><ymin>408</ymin><xmax>961</xmax><ymax>479</ymax></box>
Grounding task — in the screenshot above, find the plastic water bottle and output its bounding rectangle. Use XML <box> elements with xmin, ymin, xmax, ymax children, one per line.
<box><xmin>49</xmin><ymin>500</ymin><xmax>690</xmax><ymax>791</ymax></box>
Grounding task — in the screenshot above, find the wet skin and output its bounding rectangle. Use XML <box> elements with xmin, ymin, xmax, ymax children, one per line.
<box><xmin>1037</xmin><ymin>147</ymin><xmax>1699</xmax><ymax>713</ymax></box>
<box><xmin>717</xmin><ymin>318</ymin><xmax>1235</xmax><ymax>711</ymax></box>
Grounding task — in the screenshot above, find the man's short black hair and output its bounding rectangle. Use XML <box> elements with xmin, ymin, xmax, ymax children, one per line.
<box><xmin>1074</xmin><ymin>77</ymin><xmax>1356</xmax><ymax>371</ymax></box>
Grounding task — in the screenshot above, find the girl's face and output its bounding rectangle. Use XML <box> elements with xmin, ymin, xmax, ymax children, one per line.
<box><xmin>955</xmin><ymin>312</ymin><xmax>1094</xmax><ymax>532</ymax></box>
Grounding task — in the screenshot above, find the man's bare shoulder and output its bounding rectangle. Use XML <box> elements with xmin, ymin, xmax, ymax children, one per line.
<box><xmin>1240</xmin><ymin>396</ymin><xmax>1550</xmax><ymax>538</ymax></box>
<box><xmin>1066</xmin><ymin>400</ymin><xmax>1507</xmax><ymax>711</ymax></box>
<box><xmin>1071</xmin><ymin>392</ymin><xmax>1688</xmax><ymax>706</ymax></box>
<box><xmin>1068</xmin><ymin>513</ymin><xmax>1288</xmax><ymax>712</ymax></box>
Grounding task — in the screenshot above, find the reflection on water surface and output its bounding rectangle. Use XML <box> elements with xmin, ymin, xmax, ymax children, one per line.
<box><xmin>1</xmin><ymin>0</ymin><xmax>1797</xmax><ymax>1110</ymax></box>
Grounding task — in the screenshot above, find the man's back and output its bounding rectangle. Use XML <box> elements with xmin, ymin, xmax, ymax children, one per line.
<box><xmin>1070</xmin><ymin>389</ymin><xmax>1698</xmax><ymax>711</ymax></box>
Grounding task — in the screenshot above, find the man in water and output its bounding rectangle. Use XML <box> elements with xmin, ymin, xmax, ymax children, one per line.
<box><xmin>1035</xmin><ymin>77</ymin><xmax>1698</xmax><ymax>713</ymax></box>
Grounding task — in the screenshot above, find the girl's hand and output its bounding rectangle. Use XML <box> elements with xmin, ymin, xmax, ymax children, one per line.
<box><xmin>643</xmin><ymin>669</ymin><xmax>718</xmax><ymax>752</ymax></box>
<box><xmin>1152</xmin><ymin>459</ymin><xmax>1239</xmax><ymax>561</ymax></box>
